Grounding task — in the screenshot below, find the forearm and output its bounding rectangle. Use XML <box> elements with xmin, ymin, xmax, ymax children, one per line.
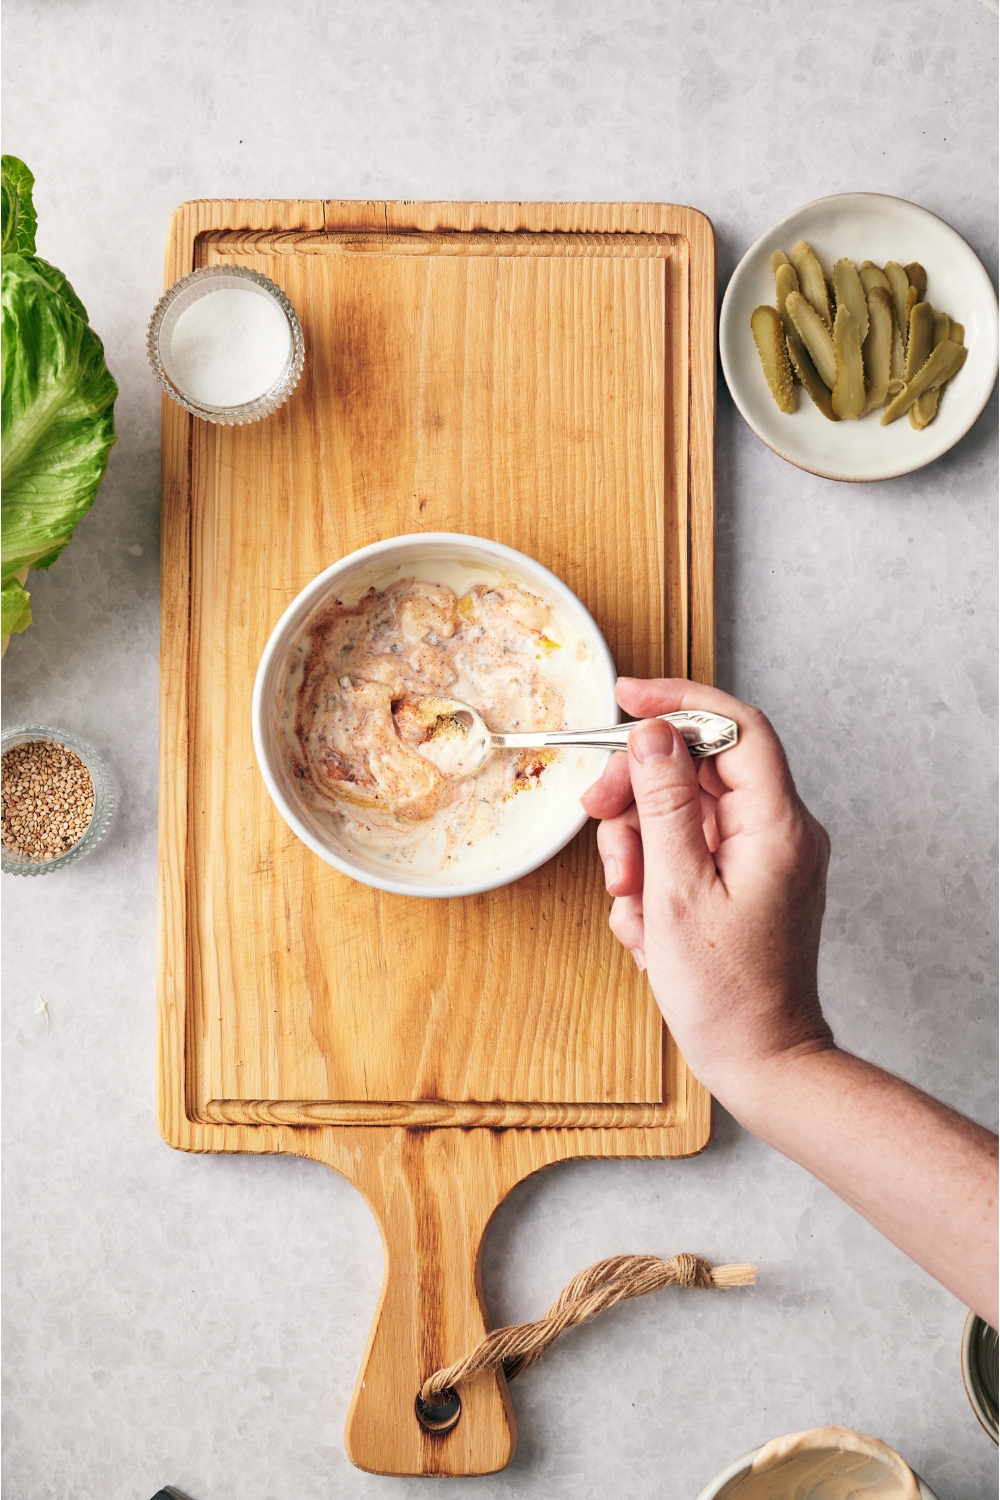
<box><xmin>587</xmin><ymin>683</ymin><xmax>997</xmax><ymax>1324</ymax></box>
<box><xmin>716</xmin><ymin>1046</ymin><xmax>999</xmax><ymax>1328</ymax></box>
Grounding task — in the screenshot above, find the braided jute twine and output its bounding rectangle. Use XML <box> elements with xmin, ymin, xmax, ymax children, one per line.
<box><xmin>420</xmin><ymin>1253</ymin><xmax>757</xmax><ymax>1405</ymax></box>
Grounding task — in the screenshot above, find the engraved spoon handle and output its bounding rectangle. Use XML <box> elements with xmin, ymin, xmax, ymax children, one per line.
<box><xmin>491</xmin><ymin>710</ymin><xmax>739</xmax><ymax>759</ymax></box>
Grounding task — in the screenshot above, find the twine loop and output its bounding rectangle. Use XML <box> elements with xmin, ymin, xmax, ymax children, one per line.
<box><xmin>420</xmin><ymin>1252</ymin><xmax>756</xmax><ymax>1405</ymax></box>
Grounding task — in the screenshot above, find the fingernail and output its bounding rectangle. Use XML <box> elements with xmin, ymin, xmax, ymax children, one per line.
<box><xmin>630</xmin><ymin>719</ymin><xmax>675</xmax><ymax>765</ymax></box>
<box><xmin>631</xmin><ymin>948</ymin><xmax>646</xmax><ymax>971</ymax></box>
<box><xmin>604</xmin><ymin>858</ymin><xmax>620</xmax><ymax>892</ymax></box>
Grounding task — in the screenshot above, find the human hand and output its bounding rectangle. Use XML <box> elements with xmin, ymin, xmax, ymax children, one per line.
<box><xmin>581</xmin><ymin>679</ymin><xmax>833</xmax><ymax>1104</ymax></box>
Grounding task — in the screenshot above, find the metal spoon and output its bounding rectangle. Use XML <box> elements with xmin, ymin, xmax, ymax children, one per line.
<box><xmin>408</xmin><ymin>697</ymin><xmax>739</xmax><ymax>778</ymax></box>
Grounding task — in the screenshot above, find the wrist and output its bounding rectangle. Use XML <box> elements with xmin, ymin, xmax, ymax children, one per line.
<box><xmin>699</xmin><ymin>1035</ymin><xmax>840</xmax><ymax>1130</ymax></box>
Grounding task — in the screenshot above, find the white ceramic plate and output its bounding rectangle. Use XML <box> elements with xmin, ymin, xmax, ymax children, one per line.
<box><xmin>719</xmin><ymin>193</ymin><xmax>999</xmax><ymax>482</ymax></box>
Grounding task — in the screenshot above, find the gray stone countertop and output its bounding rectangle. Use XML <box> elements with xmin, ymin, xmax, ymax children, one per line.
<box><xmin>2</xmin><ymin>2</ymin><xmax>997</xmax><ymax>1497</ymax></box>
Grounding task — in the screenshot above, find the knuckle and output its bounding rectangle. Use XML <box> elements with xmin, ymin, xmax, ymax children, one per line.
<box><xmin>800</xmin><ymin>808</ymin><xmax>830</xmax><ymax>857</ymax></box>
<box><xmin>608</xmin><ymin>900</ymin><xmax>642</xmax><ymax>948</ymax></box>
<box><xmin>636</xmin><ymin>776</ymin><xmax>698</xmax><ymax>821</ymax></box>
<box><xmin>597</xmin><ymin>814</ymin><xmax>639</xmax><ymax>865</ymax></box>
<box><xmin>608</xmin><ymin>904</ymin><xmax>629</xmax><ymax>939</ymax></box>
<box><xmin>596</xmin><ymin>822</ymin><xmax>615</xmax><ymax>858</ymax></box>
<box><xmin>742</xmin><ymin>703</ymin><xmax>787</xmax><ymax>757</ymax></box>
<box><xmin>781</xmin><ymin>810</ymin><xmax>831</xmax><ymax>881</ymax></box>
<box><xmin>596</xmin><ymin>813</ymin><xmax>626</xmax><ymax>849</ymax></box>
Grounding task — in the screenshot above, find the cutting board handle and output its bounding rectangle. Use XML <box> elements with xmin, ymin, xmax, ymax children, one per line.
<box><xmin>317</xmin><ymin>1128</ymin><xmax>518</xmax><ymax>1476</ymax></box>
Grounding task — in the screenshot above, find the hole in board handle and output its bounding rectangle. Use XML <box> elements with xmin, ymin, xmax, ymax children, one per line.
<box><xmin>415</xmin><ymin>1386</ymin><xmax>462</xmax><ymax>1434</ymax></box>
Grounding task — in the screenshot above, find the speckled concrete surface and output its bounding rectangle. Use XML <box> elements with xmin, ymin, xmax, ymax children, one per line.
<box><xmin>2</xmin><ymin>2</ymin><xmax>997</xmax><ymax>1497</ymax></box>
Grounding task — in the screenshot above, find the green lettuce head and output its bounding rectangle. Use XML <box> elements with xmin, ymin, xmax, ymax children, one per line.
<box><xmin>1</xmin><ymin>155</ymin><xmax>117</xmax><ymax>648</ymax></box>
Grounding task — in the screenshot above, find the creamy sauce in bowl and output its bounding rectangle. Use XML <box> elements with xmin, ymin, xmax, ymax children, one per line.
<box><xmin>275</xmin><ymin>555</ymin><xmax>609</xmax><ymax>887</ymax></box>
<box><xmin>716</xmin><ymin>1427</ymin><xmax>924</xmax><ymax>1500</ymax></box>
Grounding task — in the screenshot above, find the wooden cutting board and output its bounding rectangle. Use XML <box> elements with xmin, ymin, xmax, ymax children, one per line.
<box><xmin>158</xmin><ymin>198</ymin><xmax>716</xmax><ymax>1476</ymax></box>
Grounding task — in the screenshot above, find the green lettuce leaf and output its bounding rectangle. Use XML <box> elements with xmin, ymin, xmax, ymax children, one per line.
<box><xmin>1</xmin><ymin>570</ymin><xmax>32</xmax><ymax>638</ymax></box>
<box><xmin>1</xmin><ymin>156</ymin><xmax>37</xmax><ymax>255</ymax></box>
<box><xmin>0</xmin><ymin>159</ymin><xmax>117</xmax><ymax>651</ymax></box>
<box><xmin>2</xmin><ymin>255</ymin><xmax>117</xmax><ymax>589</ymax></box>
<box><xmin>28</xmin><ymin>253</ymin><xmax>90</xmax><ymax>324</ymax></box>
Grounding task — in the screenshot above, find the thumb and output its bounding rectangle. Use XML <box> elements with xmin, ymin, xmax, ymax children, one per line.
<box><xmin>628</xmin><ymin>720</ymin><xmax>717</xmax><ymax>902</ymax></box>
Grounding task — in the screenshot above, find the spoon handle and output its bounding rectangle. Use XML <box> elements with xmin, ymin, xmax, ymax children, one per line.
<box><xmin>493</xmin><ymin>710</ymin><xmax>739</xmax><ymax>758</ymax></box>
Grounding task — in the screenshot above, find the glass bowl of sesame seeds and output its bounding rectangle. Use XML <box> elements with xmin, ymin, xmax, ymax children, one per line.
<box><xmin>1</xmin><ymin>726</ymin><xmax>115</xmax><ymax>875</ymax></box>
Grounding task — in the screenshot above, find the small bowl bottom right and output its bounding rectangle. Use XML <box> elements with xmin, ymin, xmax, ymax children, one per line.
<box><xmin>962</xmin><ymin>1310</ymin><xmax>999</xmax><ymax>1445</ymax></box>
<box><xmin>695</xmin><ymin>1443</ymin><xmax>941</xmax><ymax>1500</ymax></box>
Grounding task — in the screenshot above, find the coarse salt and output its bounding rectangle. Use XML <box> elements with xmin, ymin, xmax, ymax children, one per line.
<box><xmin>166</xmin><ymin>286</ymin><xmax>292</xmax><ymax>408</ymax></box>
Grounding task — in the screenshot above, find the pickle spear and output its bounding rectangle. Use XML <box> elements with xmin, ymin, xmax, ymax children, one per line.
<box><xmin>793</xmin><ymin>241</ymin><xmax>833</xmax><ymax>326</ymax></box>
<box><xmin>881</xmin><ymin>264</ymin><xmax>917</xmax><ymax>348</ymax></box>
<box><xmin>775</xmin><ymin>262</ymin><xmax>800</xmax><ymax>340</ymax></box>
<box><xmin>860</xmin><ymin>263</ymin><xmax>891</xmax><ymax>295</ymax></box>
<box><xmin>771</xmin><ymin>248</ymin><xmax>791</xmax><ymax>274</ymax></box>
<box><xmin>903</xmin><ymin>302</ymin><xmax>934</xmax><ymax>383</ymax></box>
<box><xmin>862</xmin><ymin>285</ymin><xmax>893</xmax><ymax>412</ymax></box>
<box><xmin>832</xmin><ymin>258</ymin><xmax>869</xmax><ymax>342</ymax></box>
<box><xmin>910</xmin><ymin>393</ymin><xmax>936</xmax><ymax>429</ymax></box>
<box><xmin>751</xmin><ymin>305</ymin><xmax>795</xmax><ymax>413</ymax></box>
<box><xmin>950</xmin><ymin>319</ymin><xmax>964</xmax><ymax>345</ymax></box>
<box><xmin>832</xmin><ymin>305</ymin><xmax>865</xmax><ymax>419</ymax></box>
<box><xmin>881</xmin><ymin>339</ymin><xmax>968</xmax><ymax>425</ymax></box>
<box><xmin>911</xmin><ymin>309</ymin><xmax>953</xmax><ymax>428</ymax></box>
<box><xmin>905</xmin><ymin>262</ymin><xmax>927</xmax><ymax>301</ymax></box>
<box><xmin>932</xmin><ymin>310</ymin><xmax>951</xmax><ymax>346</ymax></box>
<box><xmin>879</xmin><ymin>260</ymin><xmax>910</xmax><ymax>380</ymax></box>
<box><xmin>786</xmin><ymin>291</ymin><xmax>837</xmax><ymax>388</ymax></box>
<box><xmin>786</xmin><ymin>330</ymin><xmax>839</xmax><ymax>420</ymax></box>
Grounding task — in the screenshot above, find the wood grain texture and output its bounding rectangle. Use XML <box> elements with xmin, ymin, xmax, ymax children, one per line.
<box><xmin>157</xmin><ymin>200</ymin><xmax>716</xmax><ymax>1475</ymax></box>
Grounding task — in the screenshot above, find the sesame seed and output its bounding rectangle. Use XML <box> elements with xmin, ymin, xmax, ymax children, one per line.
<box><xmin>1</xmin><ymin>741</ymin><xmax>95</xmax><ymax>862</ymax></box>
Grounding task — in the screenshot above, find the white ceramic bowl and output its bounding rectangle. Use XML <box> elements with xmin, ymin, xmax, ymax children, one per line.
<box><xmin>696</xmin><ymin>1443</ymin><xmax>940</xmax><ymax>1500</ymax></box>
<box><xmin>720</xmin><ymin>192</ymin><xmax>999</xmax><ymax>482</ymax></box>
<box><xmin>252</xmin><ymin>533</ymin><xmax>617</xmax><ymax>898</ymax></box>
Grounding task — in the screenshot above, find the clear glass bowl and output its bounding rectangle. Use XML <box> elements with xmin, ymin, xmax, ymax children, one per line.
<box><xmin>146</xmin><ymin>264</ymin><xmax>305</xmax><ymax>425</ymax></box>
<box><xmin>1</xmin><ymin>725</ymin><xmax>115</xmax><ymax>875</ymax></box>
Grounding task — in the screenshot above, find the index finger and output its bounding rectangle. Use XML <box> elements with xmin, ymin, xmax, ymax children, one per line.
<box><xmin>615</xmin><ymin>677</ymin><xmax>799</xmax><ymax>809</ymax></box>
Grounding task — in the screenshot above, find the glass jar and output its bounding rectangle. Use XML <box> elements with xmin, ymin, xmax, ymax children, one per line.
<box><xmin>1</xmin><ymin>725</ymin><xmax>115</xmax><ymax>875</ymax></box>
<box><xmin>962</xmin><ymin>1311</ymin><xmax>999</xmax><ymax>1444</ymax></box>
<box><xmin>147</xmin><ymin>264</ymin><xmax>305</xmax><ymax>425</ymax></box>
